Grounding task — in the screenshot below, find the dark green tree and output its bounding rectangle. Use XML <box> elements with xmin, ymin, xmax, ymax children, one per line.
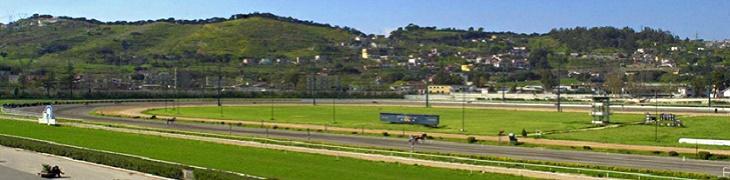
<box><xmin>528</xmin><ymin>48</ymin><xmax>550</xmax><ymax>69</ymax></box>
<box><xmin>42</xmin><ymin>71</ymin><xmax>56</xmax><ymax>98</ymax></box>
<box><xmin>539</xmin><ymin>69</ymin><xmax>557</xmax><ymax>91</ymax></box>
<box><xmin>63</xmin><ymin>62</ymin><xmax>77</xmax><ymax>97</ymax></box>
<box><xmin>432</xmin><ymin>69</ymin><xmax>464</xmax><ymax>85</ymax></box>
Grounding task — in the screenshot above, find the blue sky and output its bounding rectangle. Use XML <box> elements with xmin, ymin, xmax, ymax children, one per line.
<box><xmin>2</xmin><ymin>0</ymin><xmax>729</xmax><ymax>40</ymax></box>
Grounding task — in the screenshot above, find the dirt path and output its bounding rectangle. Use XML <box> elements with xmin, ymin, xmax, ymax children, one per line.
<box><xmin>65</xmin><ymin>122</ymin><xmax>605</xmax><ymax>180</ymax></box>
<box><xmin>96</xmin><ymin>104</ymin><xmax>730</xmax><ymax>156</ymax></box>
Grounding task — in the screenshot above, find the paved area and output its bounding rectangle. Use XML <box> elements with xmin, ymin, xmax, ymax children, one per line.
<box><xmin>12</xmin><ymin>102</ymin><xmax>730</xmax><ymax>176</ymax></box>
<box><xmin>0</xmin><ymin>146</ymin><xmax>166</xmax><ymax>180</ymax></box>
<box><xmin>0</xmin><ymin>165</ymin><xmax>39</xmax><ymax>180</ymax></box>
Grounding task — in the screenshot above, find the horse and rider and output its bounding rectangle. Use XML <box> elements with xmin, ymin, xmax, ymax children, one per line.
<box><xmin>39</xmin><ymin>165</ymin><xmax>64</xmax><ymax>178</ymax></box>
<box><xmin>408</xmin><ymin>133</ymin><xmax>428</xmax><ymax>145</ymax></box>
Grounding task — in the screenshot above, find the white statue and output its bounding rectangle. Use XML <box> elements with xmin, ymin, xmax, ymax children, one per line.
<box><xmin>38</xmin><ymin>105</ymin><xmax>57</xmax><ymax>125</ymax></box>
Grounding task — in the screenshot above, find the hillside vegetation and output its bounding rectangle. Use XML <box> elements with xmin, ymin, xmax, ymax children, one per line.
<box><xmin>0</xmin><ymin>13</ymin><xmax>727</xmax><ymax>99</ymax></box>
<box><xmin>0</xmin><ymin>14</ymin><xmax>357</xmax><ymax>64</ymax></box>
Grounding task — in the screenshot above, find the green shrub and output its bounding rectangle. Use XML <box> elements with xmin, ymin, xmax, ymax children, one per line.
<box><xmin>667</xmin><ymin>151</ymin><xmax>679</xmax><ymax>156</ymax></box>
<box><xmin>710</xmin><ymin>154</ymin><xmax>729</xmax><ymax>160</ymax></box>
<box><xmin>194</xmin><ymin>169</ymin><xmax>254</xmax><ymax>180</ymax></box>
<box><xmin>467</xmin><ymin>136</ymin><xmax>478</xmax><ymax>143</ymax></box>
<box><xmin>698</xmin><ymin>151</ymin><xmax>712</xmax><ymax>160</ymax></box>
<box><xmin>382</xmin><ymin>132</ymin><xmax>389</xmax><ymax>136</ymax></box>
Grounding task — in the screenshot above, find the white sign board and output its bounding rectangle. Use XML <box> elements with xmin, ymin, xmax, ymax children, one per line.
<box><xmin>679</xmin><ymin>138</ymin><xmax>730</xmax><ymax>146</ymax></box>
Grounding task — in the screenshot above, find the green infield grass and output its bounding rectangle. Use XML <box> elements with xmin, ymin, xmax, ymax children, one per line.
<box><xmin>546</xmin><ymin>115</ymin><xmax>730</xmax><ymax>149</ymax></box>
<box><xmin>144</xmin><ymin>105</ymin><xmax>730</xmax><ymax>149</ymax></box>
<box><xmin>144</xmin><ymin>105</ymin><xmax>643</xmax><ymax>135</ymax></box>
<box><xmin>0</xmin><ymin>119</ymin><xmax>533</xmax><ymax>180</ymax></box>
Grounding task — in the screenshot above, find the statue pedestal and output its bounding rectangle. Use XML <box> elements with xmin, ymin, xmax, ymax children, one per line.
<box><xmin>38</xmin><ymin>117</ymin><xmax>56</xmax><ymax>125</ymax></box>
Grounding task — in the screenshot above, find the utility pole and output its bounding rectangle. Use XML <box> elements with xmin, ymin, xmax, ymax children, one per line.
<box><xmin>655</xmin><ymin>89</ymin><xmax>658</xmax><ymax>142</ymax></box>
<box><xmin>332</xmin><ymin>75</ymin><xmax>338</xmax><ymax>124</ymax></box>
<box><xmin>461</xmin><ymin>88</ymin><xmax>465</xmax><ymax>132</ymax></box>
<box><xmin>501</xmin><ymin>66</ymin><xmax>506</xmax><ymax>103</ymax></box>
<box><xmin>620</xmin><ymin>62</ymin><xmax>625</xmax><ymax>98</ymax></box>
<box><xmin>270</xmin><ymin>95</ymin><xmax>275</xmax><ymax>120</ymax></box>
<box><xmin>269</xmin><ymin>66</ymin><xmax>275</xmax><ymax>121</ymax></box>
<box><xmin>310</xmin><ymin>60</ymin><xmax>317</xmax><ymax>105</ymax></box>
<box><xmin>707</xmin><ymin>62</ymin><xmax>712</xmax><ymax>111</ymax></box>
<box><xmin>270</xmin><ymin>85</ymin><xmax>275</xmax><ymax>120</ymax></box>
<box><xmin>86</xmin><ymin>74</ymin><xmax>92</xmax><ymax>97</ymax></box>
<box><xmin>699</xmin><ymin>49</ymin><xmax>712</xmax><ymax>112</ymax></box>
<box><xmin>217</xmin><ymin>64</ymin><xmax>223</xmax><ymax>117</ymax></box>
<box><xmin>556</xmin><ymin>56</ymin><xmax>562</xmax><ymax>112</ymax></box>
<box><xmin>425</xmin><ymin>79</ymin><xmax>430</xmax><ymax>108</ymax></box>
<box><xmin>174</xmin><ymin>67</ymin><xmax>179</xmax><ymax>115</ymax></box>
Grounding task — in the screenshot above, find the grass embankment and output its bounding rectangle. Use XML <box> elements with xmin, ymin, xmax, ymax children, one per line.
<box><xmin>0</xmin><ymin>120</ymin><xmax>532</xmax><ymax>180</ymax></box>
<box><xmin>144</xmin><ymin>105</ymin><xmax>642</xmax><ymax>135</ymax></box>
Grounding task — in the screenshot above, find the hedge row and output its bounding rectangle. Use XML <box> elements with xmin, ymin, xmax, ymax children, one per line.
<box><xmin>0</xmin><ymin>134</ymin><xmax>260</xmax><ymax>180</ymax></box>
<box><xmin>2</xmin><ymin>99</ymin><xmax>173</xmax><ymax>108</ymax></box>
<box><xmin>2</xmin><ymin>90</ymin><xmax>402</xmax><ymax>100</ymax></box>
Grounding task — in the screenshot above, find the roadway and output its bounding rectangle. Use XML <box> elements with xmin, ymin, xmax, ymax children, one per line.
<box><xmin>10</xmin><ymin>102</ymin><xmax>730</xmax><ymax>177</ymax></box>
<box><xmin>0</xmin><ymin>165</ymin><xmax>39</xmax><ymax>180</ymax></box>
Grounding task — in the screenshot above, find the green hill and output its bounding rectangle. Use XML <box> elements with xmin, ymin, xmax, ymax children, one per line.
<box><xmin>0</xmin><ymin>14</ymin><xmax>358</xmax><ymax>66</ymax></box>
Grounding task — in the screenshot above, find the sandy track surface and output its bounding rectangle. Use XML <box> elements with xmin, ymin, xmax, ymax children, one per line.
<box><xmin>98</xmin><ymin>103</ymin><xmax>730</xmax><ymax>156</ymax></box>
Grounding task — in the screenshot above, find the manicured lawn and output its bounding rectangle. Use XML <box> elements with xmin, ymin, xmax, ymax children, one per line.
<box><xmin>0</xmin><ymin>120</ymin><xmax>532</xmax><ymax>180</ymax></box>
<box><xmin>145</xmin><ymin>105</ymin><xmax>643</xmax><ymax>135</ymax></box>
<box><xmin>145</xmin><ymin>105</ymin><xmax>730</xmax><ymax>149</ymax></box>
<box><xmin>547</xmin><ymin>115</ymin><xmax>730</xmax><ymax>149</ymax></box>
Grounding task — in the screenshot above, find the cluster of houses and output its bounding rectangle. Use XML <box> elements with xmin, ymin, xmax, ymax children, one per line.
<box><xmin>418</xmin><ymin>84</ymin><xmax>597</xmax><ymax>95</ymax></box>
<box><xmin>706</xmin><ymin>39</ymin><xmax>730</xmax><ymax>49</ymax></box>
<box><xmin>463</xmin><ymin>47</ymin><xmax>529</xmax><ymax>69</ymax></box>
<box><xmin>631</xmin><ymin>48</ymin><xmax>677</xmax><ymax>68</ymax></box>
<box><xmin>393</xmin><ymin>83</ymin><xmax>730</xmax><ymax>101</ymax></box>
<box><xmin>408</xmin><ymin>83</ymin><xmax>730</xmax><ymax>99</ymax></box>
